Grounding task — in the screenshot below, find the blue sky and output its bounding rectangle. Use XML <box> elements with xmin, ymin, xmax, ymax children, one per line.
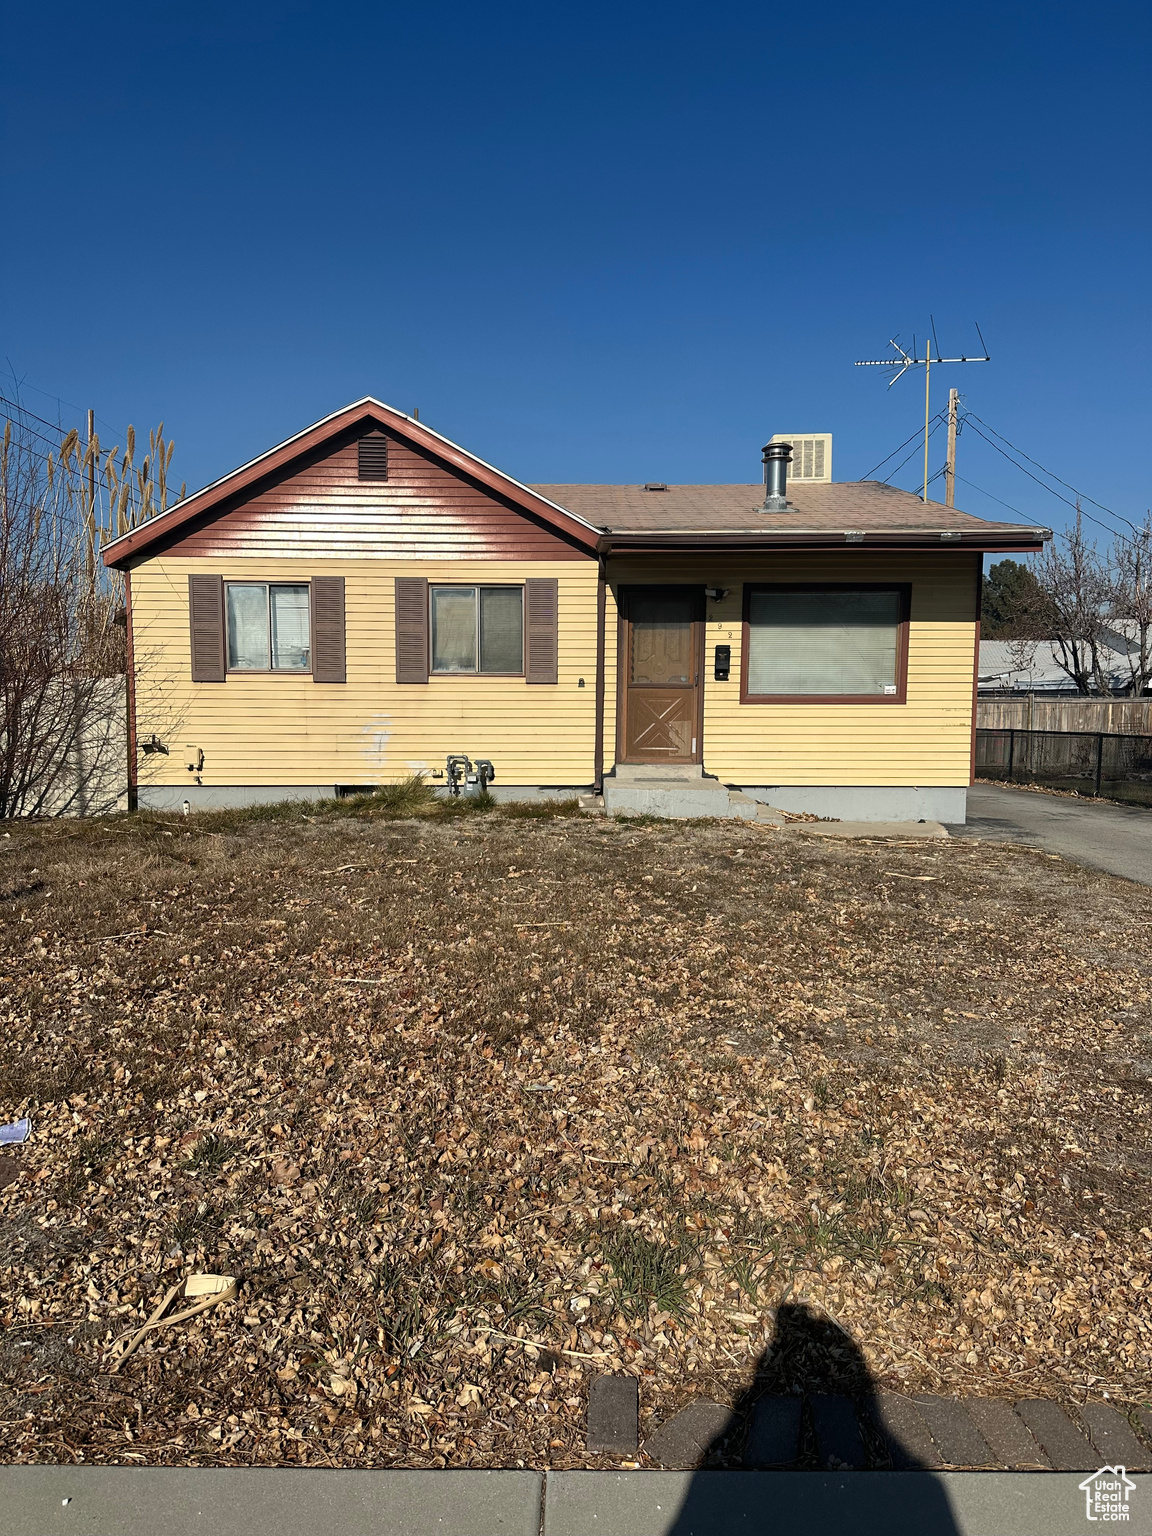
<box><xmin>3</xmin><ymin>1</ymin><xmax>1148</xmax><ymax>543</ymax></box>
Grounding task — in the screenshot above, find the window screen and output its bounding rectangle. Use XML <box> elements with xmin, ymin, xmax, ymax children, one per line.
<box><xmin>746</xmin><ymin>589</ymin><xmax>901</xmax><ymax>697</ymax></box>
<box><xmin>479</xmin><ymin>587</ymin><xmax>524</xmax><ymax>673</ymax></box>
<box><xmin>271</xmin><ymin>586</ymin><xmax>311</xmax><ymax>670</ymax></box>
<box><xmin>226</xmin><ymin>583</ymin><xmax>311</xmax><ymax>672</ymax></box>
<box><xmin>226</xmin><ymin>584</ymin><xmax>270</xmax><ymax>671</ymax></box>
<box><xmin>431</xmin><ymin>587</ymin><xmax>523</xmax><ymax>674</ymax></box>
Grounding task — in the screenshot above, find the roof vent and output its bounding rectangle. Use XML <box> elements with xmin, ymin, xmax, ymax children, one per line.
<box><xmin>642</xmin><ymin>482</ymin><xmax>669</xmax><ymax>492</ymax></box>
<box><xmin>769</xmin><ymin>432</ymin><xmax>832</xmax><ymax>482</ymax></box>
<box><xmin>358</xmin><ymin>432</ymin><xmax>389</xmax><ymax>482</ymax></box>
<box><xmin>760</xmin><ymin>442</ymin><xmax>792</xmax><ymax>512</ymax></box>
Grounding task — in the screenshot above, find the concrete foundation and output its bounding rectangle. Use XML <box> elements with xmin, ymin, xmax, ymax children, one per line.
<box><xmin>484</xmin><ymin>785</ymin><xmax>591</xmax><ymax>803</ymax></box>
<box><xmin>137</xmin><ymin>783</ymin><xmax>593</xmax><ymax>812</ymax></box>
<box><xmin>138</xmin><ymin>784</ymin><xmax>338</xmax><ymax>811</ymax></box>
<box><xmin>137</xmin><ymin>780</ymin><xmax>967</xmax><ymax>824</ymax></box>
<box><xmin>740</xmin><ymin>785</ymin><xmax>968</xmax><ymax>824</ymax></box>
<box><xmin>601</xmin><ymin>768</ymin><xmax>966</xmax><ymax>824</ymax></box>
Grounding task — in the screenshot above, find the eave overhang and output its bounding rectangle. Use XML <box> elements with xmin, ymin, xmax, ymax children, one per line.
<box><xmin>595</xmin><ymin>527</ymin><xmax>1051</xmax><ymax>555</ymax></box>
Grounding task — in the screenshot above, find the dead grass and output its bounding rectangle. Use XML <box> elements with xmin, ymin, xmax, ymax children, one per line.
<box><xmin>1</xmin><ymin>799</ymin><xmax>1150</xmax><ymax>1468</ymax></box>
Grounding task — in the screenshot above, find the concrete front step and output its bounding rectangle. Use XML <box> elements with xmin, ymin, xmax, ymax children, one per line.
<box><xmin>602</xmin><ymin>779</ymin><xmax>783</xmax><ymax>822</ymax></box>
<box><xmin>611</xmin><ymin>763</ymin><xmax>704</xmax><ymax>783</ymax></box>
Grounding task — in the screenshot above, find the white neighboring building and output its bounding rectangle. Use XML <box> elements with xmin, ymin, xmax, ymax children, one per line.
<box><xmin>978</xmin><ymin>637</ymin><xmax>1137</xmax><ymax>694</ymax></box>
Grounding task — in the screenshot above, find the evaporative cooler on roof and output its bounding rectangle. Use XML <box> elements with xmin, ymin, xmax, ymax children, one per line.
<box><xmin>769</xmin><ymin>433</ymin><xmax>832</xmax><ymax>483</ymax></box>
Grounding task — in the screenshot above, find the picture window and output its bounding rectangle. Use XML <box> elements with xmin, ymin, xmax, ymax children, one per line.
<box><xmin>743</xmin><ymin>586</ymin><xmax>907</xmax><ymax>701</ymax></box>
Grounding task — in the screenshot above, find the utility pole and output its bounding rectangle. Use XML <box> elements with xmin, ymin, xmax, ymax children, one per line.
<box><xmin>944</xmin><ymin>387</ymin><xmax>959</xmax><ymax>508</ymax></box>
<box><xmin>922</xmin><ymin>351</ymin><xmax>932</xmax><ymax>505</ymax></box>
<box><xmin>85</xmin><ymin>408</ymin><xmax>97</xmax><ymax>602</ymax></box>
<box><xmin>856</xmin><ymin>323</ymin><xmax>989</xmax><ymax>502</ymax></box>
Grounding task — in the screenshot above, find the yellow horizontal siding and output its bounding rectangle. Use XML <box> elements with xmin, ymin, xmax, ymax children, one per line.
<box><xmin>132</xmin><ymin>549</ymin><xmax>978</xmax><ymax>793</ymax></box>
<box><xmin>606</xmin><ymin>552</ymin><xmax>978</xmax><ymax>786</ymax></box>
<box><xmin>132</xmin><ymin>558</ymin><xmax>601</xmax><ymax>788</ymax></box>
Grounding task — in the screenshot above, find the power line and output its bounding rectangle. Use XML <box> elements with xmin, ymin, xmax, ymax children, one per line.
<box><xmin>882</xmin><ymin>418</ymin><xmax>945</xmax><ymax>487</ymax></box>
<box><xmin>0</xmin><ymin>433</ymin><xmax>183</xmax><ymax>525</ymax></box>
<box><xmin>1</xmin><ymin>395</ymin><xmax>179</xmax><ymax>499</ymax></box>
<box><xmin>961</xmin><ymin>409</ymin><xmax>1141</xmax><ymax>535</ymax></box>
<box><xmin>954</xmin><ymin>473</ymin><xmax>1029</xmax><ymax>520</ymax></box>
<box><xmin>959</xmin><ymin>416</ymin><xmax>1135</xmax><ymax>546</ymax></box>
<box><xmin>3</xmin><ymin>375</ymin><xmax>142</xmax><ymax>446</ymax></box>
<box><xmin>0</xmin><ymin>412</ymin><xmax>75</xmax><ymax>456</ymax></box>
<box><xmin>0</xmin><ymin>394</ymin><xmax>87</xmax><ymax>440</ymax></box>
<box><xmin>860</xmin><ymin>410</ymin><xmax>948</xmax><ymax>480</ymax></box>
<box><xmin>1</xmin><ymin>390</ymin><xmax>175</xmax><ymax>477</ymax></box>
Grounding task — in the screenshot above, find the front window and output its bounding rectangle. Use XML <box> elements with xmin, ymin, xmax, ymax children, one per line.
<box><xmin>745</xmin><ymin>587</ymin><xmax>905</xmax><ymax>699</ymax></box>
<box><xmin>226</xmin><ymin>583</ymin><xmax>311</xmax><ymax>671</ymax></box>
<box><xmin>430</xmin><ymin>586</ymin><xmax>524</xmax><ymax>674</ymax></box>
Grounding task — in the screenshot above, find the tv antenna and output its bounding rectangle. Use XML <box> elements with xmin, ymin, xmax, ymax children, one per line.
<box><xmin>856</xmin><ymin>319</ymin><xmax>990</xmax><ymax>502</ymax></box>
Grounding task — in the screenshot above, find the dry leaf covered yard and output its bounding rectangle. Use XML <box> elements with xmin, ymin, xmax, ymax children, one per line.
<box><xmin>1</xmin><ymin>791</ymin><xmax>1150</xmax><ymax>1467</ymax></box>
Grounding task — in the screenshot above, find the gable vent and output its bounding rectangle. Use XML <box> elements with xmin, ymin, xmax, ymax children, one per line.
<box><xmin>769</xmin><ymin>433</ymin><xmax>831</xmax><ymax>482</ymax></box>
<box><xmin>357</xmin><ymin>432</ymin><xmax>389</xmax><ymax>482</ymax></box>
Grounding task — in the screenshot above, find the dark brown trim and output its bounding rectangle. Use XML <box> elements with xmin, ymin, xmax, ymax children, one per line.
<box><xmin>616</xmin><ymin>584</ymin><xmax>706</xmax><ymax>764</ymax></box>
<box><xmin>395</xmin><ymin>576</ymin><xmax>430</xmax><ymax>684</ymax></box>
<box><xmin>614</xmin><ymin>590</ymin><xmax>625</xmax><ymax>768</ymax></box>
<box><xmin>740</xmin><ymin>583</ymin><xmax>911</xmax><ymax>705</ymax></box>
<box><xmin>593</xmin><ymin>558</ymin><xmax>606</xmax><ymax>792</ymax></box>
<box><xmin>970</xmin><ymin>554</ymin><xmax>983</xmax><ymax>785</ymax></box>
<box><xmin>125</xmin><ymin>571</ymin><xmax>137</xmax><ymax>813</ymax></box>
<box><xmin>188</xmin><ymin>574</ymin><xmax>226</xmax><ymax>682</ymax></box>
<box><xmin>311</xmin><ymin>575</ymin><xmax>347</xmax><ymax>683</ymax></box>
<box><xmin>102</xmin><ymin>400</ymin><xmax>601</xmax><ymax>567</ymax></box>
<box><xmin>524</xmin><ymin>576</ymin><xmax>559</xmax><ymax>684</ymax></box>
<box><xmin>599</xmin><ymin>534</ymin><xmax>1046</xmax><ymax>555</ymax></box>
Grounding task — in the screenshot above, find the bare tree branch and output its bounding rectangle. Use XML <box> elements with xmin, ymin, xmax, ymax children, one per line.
<box><xmin>0</xmin><ymin>400</ymin><xmax>179</xmax><ymax>817</ymax></box>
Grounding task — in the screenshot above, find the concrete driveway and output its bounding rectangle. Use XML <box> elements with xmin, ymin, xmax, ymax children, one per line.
<box><xmin>952</xmin><ymin>783</ymin><xmax>1152</xmax><ymax>886</ymax></box>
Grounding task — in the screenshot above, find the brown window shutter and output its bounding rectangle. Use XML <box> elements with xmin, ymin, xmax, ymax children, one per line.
<box><xmin>525</xmin><ymin>577</ymin><xmax>558</xmax><ymax>684</ymax></box>
<box><xmin>188</xmin><ymin>574</ymin><xmax>225</xmax><ymax>682</ymax></box>
<box><xmin>311</xmin><ymin>577</ymin><xmax>346</xmax><ymax>682</ymax></box>
<box><xmin>395</xmin><ymin>576</ymin><xmax>429</xmax><ymax>683</ymax></box>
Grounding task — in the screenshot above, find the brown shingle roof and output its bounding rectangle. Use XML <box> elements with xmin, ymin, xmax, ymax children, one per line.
<box><xmin>529</xmin><ymin>479</ymin><xmax>1045</xmax><ymax>538</ymax></box>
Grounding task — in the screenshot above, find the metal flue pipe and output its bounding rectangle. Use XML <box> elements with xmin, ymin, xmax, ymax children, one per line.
<box><xmin>760</xmin><ymin>441</ymin><xmax>793</xmax><ymax>512</ymax></box>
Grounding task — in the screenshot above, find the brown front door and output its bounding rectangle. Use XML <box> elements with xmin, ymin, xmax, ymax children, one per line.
<box><xmin>619</xmin><ymin>586</ymin><xmax>704</xmax><ymax>763</ymax></box>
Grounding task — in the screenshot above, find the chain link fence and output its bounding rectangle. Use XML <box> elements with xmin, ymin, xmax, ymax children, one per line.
<box><xmin>976</xmin><ymin>728</ymin><xmax>1152</xmax><ymax>807</ymax></box>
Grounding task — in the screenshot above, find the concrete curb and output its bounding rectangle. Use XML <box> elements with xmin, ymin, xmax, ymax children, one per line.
<box><xmin>0</xmin><ymin>1467</ymin><xmax>543</xmax><ymax>1536</ymax></box>
<box><xmin>545</xmin><ymin>1469</ymin><xmax>1152</xmax><ymax>1535</ymax></box>
<box><xmin>2</xmin><ymin>1465</ymin><xmax>1150</xmax><ymax>1536</ymax></box>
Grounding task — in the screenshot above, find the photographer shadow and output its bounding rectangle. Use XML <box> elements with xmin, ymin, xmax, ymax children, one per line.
<box><xmin>662</xmin><ymin>1302</ymin><xmax>961</xmax><ymax>1535</ymax></box>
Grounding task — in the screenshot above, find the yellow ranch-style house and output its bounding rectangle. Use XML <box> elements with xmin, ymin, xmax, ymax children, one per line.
<box><xmin>102</xmin><ymin>399</ymin><xmax>1050</xmax><ymax>822</ymax></box>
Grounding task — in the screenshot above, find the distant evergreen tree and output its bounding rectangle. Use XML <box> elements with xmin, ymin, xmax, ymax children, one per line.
<box><xmin>982</xmin><ymin>559</ymin><xmax>1051</xmax><ymax>638</ymax></box>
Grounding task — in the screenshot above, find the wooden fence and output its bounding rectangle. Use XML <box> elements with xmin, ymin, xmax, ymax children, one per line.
<box><xmin>976</xmin><ymin>696</ymin><xmax>1152</xmax><ymax>734</ymax></box>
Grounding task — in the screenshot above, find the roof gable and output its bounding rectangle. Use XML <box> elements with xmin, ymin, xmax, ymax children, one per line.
<box><xmin>102</xmin><ymin>398</ymin><xmax>601</xmax><ymax>568</ymax></box>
